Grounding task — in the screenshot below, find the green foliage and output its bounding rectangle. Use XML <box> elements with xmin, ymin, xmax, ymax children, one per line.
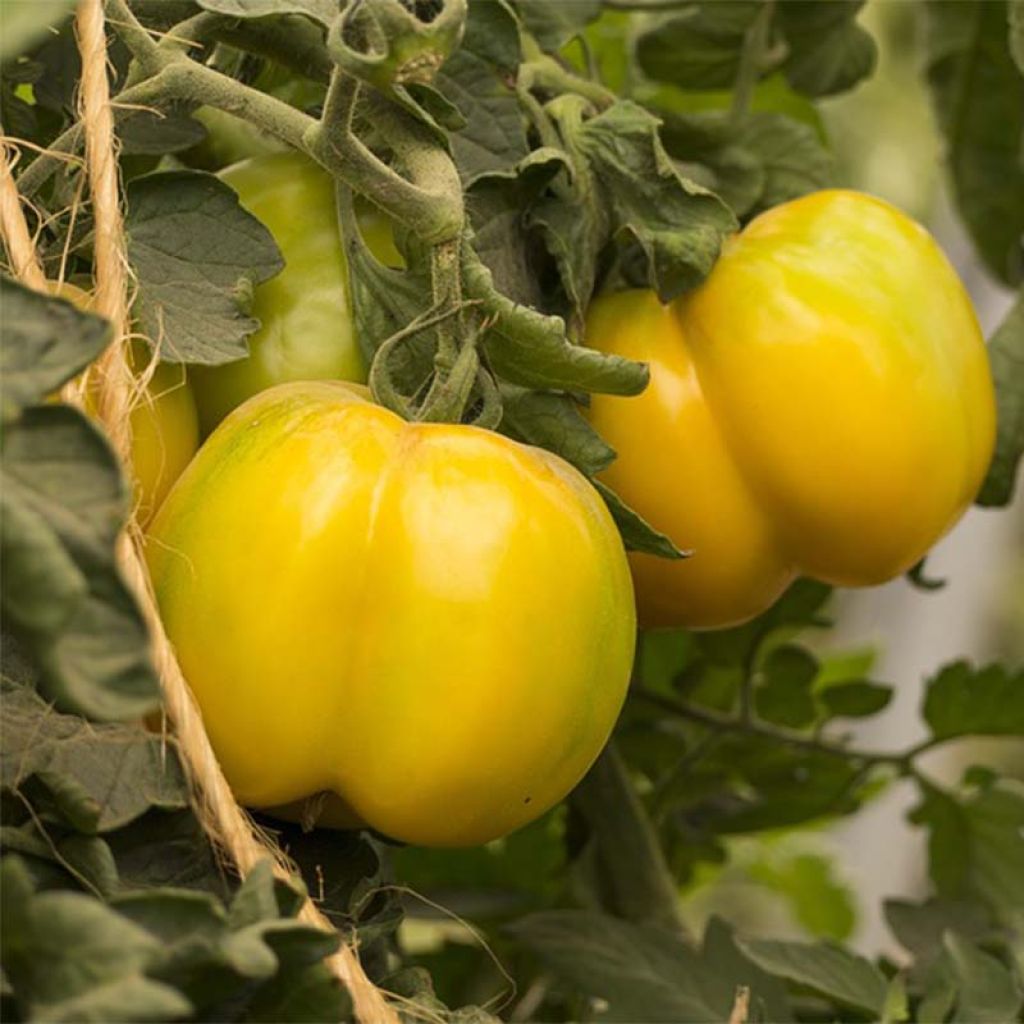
<box><xmin>977</xmin><ymin>292</ymin><xmax>1024</xmax><ymax>506</ymax></box>
<box><xmin>0</xmin><ymin>281</ymin><xmax>158</xmax><ymax>721</ymax></box>
<box><xmin>125</xmin><ymin>171</ymin><xmax>285</xmax><ymax>365</ymax></box>
<box><xmin>924</xmin><ymin>0</ymin><xmax>1024</xmax><ymax>286</ymax></box>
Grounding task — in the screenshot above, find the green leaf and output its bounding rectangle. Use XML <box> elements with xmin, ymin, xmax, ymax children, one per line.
<box><xmin>747</xmin><ymin>852</ymin><xmax>857</xmax><ymax>942</ymax></box>
<box><xmin>568</xmin><ymin>101</ymin><xmax>737</xmax><ymax>303</ymax></box>
<box><xmin>977</xmin><ymin>292</ymin><xmax>1024</xmax><ymax>506</ymax></box>
<box><xmin>514</xmin><ymin>0</ymin><xmax>601</xmax><ymax>51</ymax></box>
<box><xmin>778</xmin><ymin>1</ymin><xmax>877</xmax><ymax>98</ymax></box>
<box><xmin>943</xmin><ymin>930</ymin><xmax>1024</xmax><ymax>1023</ymax></box>
<box><xmin>884</xmin><ymin>898</ymin><xmax>996</xmax><ymax>978</ymax></box>
<box><xmin>910</xmin><ymin>778</ymin><xmax>1024</xmax><ymax>920</ymax></box>
<box><xmin>125</xmin><ymin>170</ymin><xmax>284</xmax><ymax>365</ymax></box>
<box><xmin>594</xmin><ymin>480</ymin><xmax>688</xmax><ymax>559</ymax></box>
<box><xmin>1</xmin><ymin>406</ymin><xmax>159</xmax><ymax>721</ymax></box>
<box><xmin>0</xmin><ymin>0</ymin><xmax>77</xmax><ymax>61</ymax></box>
<box><xmin>0</xmin><ymin>857</ymin><xmax>193</xmax><ymax>1022</ymax></box>
<box><xmin>636</xmin><ymin>4</ymin><xmax>761</xmax><ymax>91</ymax></box>
<box><xmin>818</xmin><ymin>681</ymin><xmax>893</xmax><ymax>719</ymax></box>
<box><xmin>1012</xmin><ymin>1</ymin><xmax>1024</xmax><ymax>75</ymax></box>
<box><xmin>925</xmin><ymin>0</ymin><xmax>1024</xmax><ymax>285</ymax></box>
<box><xmin>755</xmin><ymin>645</ymin><xmax>819</xmax><ymax>728</ymax></box>
<box><xmin>0</xmin><ymin>279</ymin><xmax>111</xmax><ymax>420</ymax></box>
<box><xmin>0</xmin><ymin>686</ymin><xmax>189</xmax><ymax>832</ymax></box>
<box><xmin>736</xmin><ymin>936</ymin><xmax>888</xmax><ymax>1016</ymax></box>
<box><xmin>195</xmin><ymin>0</ymin><xmax>336</xmax><ymax>26</ymax></box>
<box><xmin>510</xmin><ymin>910</ymin><xmax>791</xmax><ymax>1022</ymax></box>
<box><xmin>499</xmin><ymin>386</ymin><xmax>615</xmax><ymax>478</ymax></box>
<box><xmin>921</xmin><ymin>660</ymin><xmax>1024</xmax><ymax>740</ymax></box>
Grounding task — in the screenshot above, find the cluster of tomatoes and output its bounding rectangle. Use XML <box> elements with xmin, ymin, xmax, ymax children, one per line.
<box><xmin>117</xmin><ymin>151</ymin><xmax>995</xmax><ymax>848</ymax></box>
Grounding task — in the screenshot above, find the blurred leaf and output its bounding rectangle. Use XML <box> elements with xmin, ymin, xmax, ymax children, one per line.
<box><xmin>514</xmin><ymin>0</ymin><xmax>601</xmax><ymax>51</ymax></box>
<box><xmin>0</xmin><ymin>0</ymin><xmax>77</xmax><ymax>61</ymax></box>
<box><xmin>126</xmin><ymin>170</ymin><xmax>284</xmax><ymax>365</ymax></box>
<box><xmin>510</xmin><ymin>911</ymin><xmax>791</xmax><ymax>1022</ymax></box>
<box><xmin>748</xmin><ymin>851</ymin><xmax>856</xmax><ymax>941</ymax></box>
<box><xmin>925</xmin><ymin>0</ymin><xmax>1024</xmax><ymax>285</ymax></box>
<box><xmin>636</xmin><ymin>3</ymin><xmax>761</xmax><ymax>91</ymax></box>
<box><xmin>736</xmin><ymin>935</ymin><xmax>888</xmax><ymax>1016</ymax></box>
<box><xmin>0</xmin><ymin>279</ymin><xmax>110</xmax><ymax>421</ymax></box>
<box><xmin>922</xmin><ymin>661</ymin><xmax>1024</xmax><ymax>740</ymax></box>
<box><xmin>1012</xmin><ymin>0</ymin><xmax>1024</xmax><ymax>75</ymax></box>
<box><xmin>0</xmin><ymin>856</ymin><xmax>193</xmax><ymax>1022</ymax></box>
<box><xmin>907</xmin><ymin>557</ymin><xmax>947</xmax><ymax>591</ymax></box>
<box><xmin>943</xmin><ymin>931</ymin><xmax>1023</xmax><ymax>1023</ymax></box>
<box><xmin>755</xmin><ymin>645</ymin><xmax>819</xmax><ymax>728</ymax></box>
<box><xmin>910</xmin><ymin>778</ymin><xmax>1024</xmax><ymax>921</ymax></box>
<box><xmin>884</xmin><ymin>898</ymin><xmax>996</xmax><ymax>979</ymax></box>
<box><xmin>777</xmin><ymin>0</ymin><xmax>877</xmax><ymax>98</ymax></box>
<box><xmin>818</xmin><ymin>681</ymin><xmax>893</xmax><ymax>719</ymax></box>
<box><xmin>0</xmin><ymin>685</ymin><xmax>188</xmax><ymax>832</ymax></box>
<box><xmin>977</xmin><ymin>292</ymin><xmax>1024</xmax><ymax>506</ymax></box>
<box><xmin>1</xmin><ymin>405</ymin><xmax>159</xmax><ymax>721</ymax></box>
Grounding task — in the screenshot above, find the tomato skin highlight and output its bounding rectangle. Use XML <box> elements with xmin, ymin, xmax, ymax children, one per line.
<box><xmin>587</xmin><ymin>189</ymin><xmax>996</xmax><ymax>629</ymax></box>
<box><xmin>189</xmin><ymin>153</ymin><xmax>400</xmax><ymax>435</ymax></box>
<box><xmin>147</xmin><ymin>381</ymin><xmax>636</xmax><ymax>847</ymax></box>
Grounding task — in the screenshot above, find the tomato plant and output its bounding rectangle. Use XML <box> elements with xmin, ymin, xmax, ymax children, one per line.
<box><xmin>1</xmin><ymin>1</ymin><xmax>1022</xmax><ymax>1023</ymax></box>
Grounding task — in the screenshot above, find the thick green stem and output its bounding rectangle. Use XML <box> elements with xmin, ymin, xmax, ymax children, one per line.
<box><xmin>572</xmin><ymin>743</ymin><xmax>691</xmax><ymax>941</ymax></box>
<box><xmin>520</xmin><ymin>36</ymin><xmax>616</xmax><ymax>111</ymax></box>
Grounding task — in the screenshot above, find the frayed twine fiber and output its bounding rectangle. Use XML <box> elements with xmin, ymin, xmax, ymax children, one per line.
<box><xmin>0</xmin><ymin>4</ymin><xmax>398</xmax><ymax>1021</ymax></box>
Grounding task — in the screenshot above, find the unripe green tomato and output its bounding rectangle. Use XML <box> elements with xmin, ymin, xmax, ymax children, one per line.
<box><xmin>587</xmin><ymin>189</ymin><xmax>996</xmax><ymax>629</ymax></box>
<box><xmin>147</xmin><ymin>381</ymin><xmax>636</xmax><ymax>847</ymax></box>
<box><xmin>189</xmin><ymin>152</ymin><xmax>401</xmax><ymax>435</ymax></box>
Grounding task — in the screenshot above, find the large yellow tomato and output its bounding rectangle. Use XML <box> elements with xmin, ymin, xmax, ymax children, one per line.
<box><xmin>189</xmin><ymin>152</ymin><xmax>400</xmax><ymax>435</ymax></box>
<box><xmin>147</xmin><ymin>381</ymin><xmax>635</xmax><ymax>847</ymax></box>
<box><xmin>587</xmin><ymin>190</ymin><xmax>996</xmax><ymax>629</ymax></box>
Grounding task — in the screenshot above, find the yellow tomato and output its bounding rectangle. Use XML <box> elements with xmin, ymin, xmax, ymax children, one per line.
<box><xmin>147</xmin><ymin>381</ymin><xmax>635</xmax><ymax>847</ymax></box>
<box><xmin>189</xmin><ymin>152</ymin><xmax>401</xmax><ymax>435</ymax></box>
<box><xmin>587</xmin><ymin>190</ymin><xmax>996</xmax><ymax>629</ymax></box>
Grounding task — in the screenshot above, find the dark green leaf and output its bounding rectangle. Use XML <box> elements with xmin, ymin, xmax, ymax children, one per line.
<box><xmin>118</xmin><ymin>107</ymin><xmax>207</xmax><ymax>157</ymax></box>
<box><xmin>818</xmin><ymin>681</ymin><xmax>893</xmax><ymax>719</ymax></box>
<box><xmin>925</xmin><ymin>0</ymin><xmax>1024</xmax><ymax>285</ymax></box>
<box><xmin>0</xmin><ymin>857</ymin><xmax>193</xmax><ymax>1022</ymax></box>
<box><xmin>778</xmin><ymin>1</ymin><xmax>877</xmax><ymax>98</ymax></box>
<box><xmin>636</xmin><ymin>3</ymin><xmax>761</xmax><ymax>91</ymax></box>
<box><xmin>594</xmin><ymin>480</ymin><xmax>688</xmax><ymax>559</ymax></box>
<box><xmin>515</xmin><ymin>0</ymin><xmax>601</xmax><ymax>51</ymax></box>
<box><xmin>1</xmin><ymin>407</ymin><xmax>159</xmax><ymax>721</ymax></box>
<box><xmin>510</xmin><ymin>910</ymin><xmax>785</xmax><ymax>1023</ymax></box>
<box><xmin>907</xmin><ymin>557</ymin><xmax>947</xmax><ymax>590</ymax></box>
<box><xmin>736</xmin><ymin>936</ymin><xmax>888</xmax><ymax>1015</ymax></box>
<box><xmin>977</xmin><ymin>292</ymin><xmax>1024</xmax><ymax>506</ymax></box>
<box><xmin>195</xmin><ymin>0</ymin><xmax>336</xmax><ymax>26</ymax></box>
<box><xmin>499</xmin><ymin>386</ymin><xmax>614</xmax><ymax>477</ymax></box>
<box><xmin>125</xmin><ymin>170</ymin><xmax>285</xmax><ymax>365</ymax></box>
<box><xmin>922</xmin><ymin>660</ymin><xmax>1024</xmax><ymax>740</ymax></box>
<box><xmin>884</xmin><ymin>898</ymin><xmax>995</xmax><ymax>978</ymax></box>
<box><xmin>755</xmin><ymin>645</ymin><xmax>819</xmax><ymax>728</ymax></box>
<box><xmin>0</xmin><ymin>278</ymin><xmax>111</xmax><ymax>421</ymax></box>
<box><xmin>943</xmin><ymin>931</ymin><xmax>1023</xmax><ymax>1023</ymax></box>
<box><xmin>1012</xmin><ymin>0</ymin><xmax>1024</xmax><ymax>75</ymax></box>
<box><xmin>0</xmin><ymin>686</ymin><xmax>188</xmax><ymax>832</ymax></box>
<box><xmin>569</xmin><ymin>101</ymin><xmax>737</xmax><ymax>303</ymax></box>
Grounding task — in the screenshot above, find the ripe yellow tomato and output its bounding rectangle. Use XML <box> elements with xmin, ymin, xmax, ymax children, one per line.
<box><xmin>189</xmin><ymin>152</ymin><xmax>401</xmax><ymax>435</ymax></box>
<box><xmin>587</xmin><ymin>190</ymin><xmax>996</xmax><ymax>629</ymax></box>
<box><xmin>147</xmin><ymin>381</ymin><xmax>635</xmax><ymax>847</ymax></box>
